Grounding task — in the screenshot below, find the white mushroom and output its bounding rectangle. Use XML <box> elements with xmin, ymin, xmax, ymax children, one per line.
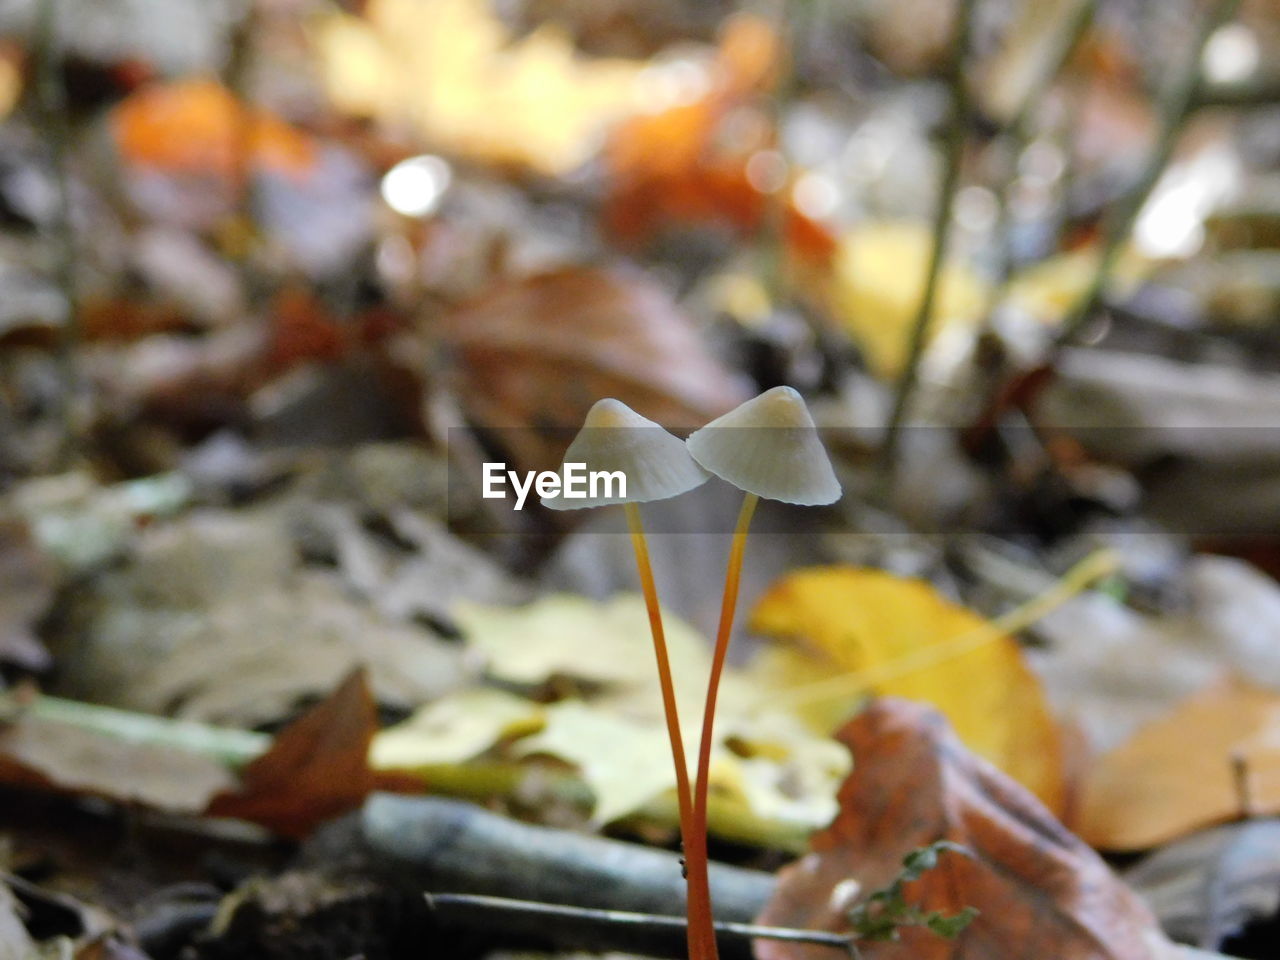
<box><xmin>540</xmin><ymin>398</ymin><xmax>704</xmax><ymax>943</ymax></box>
<box><xmin>685</xmin><ymin>385</ymin><xmax>840</xmax><ymax>506</ymax></box>
<box><xmin>541</xmin><ymin>398</ymin><xmax>709</xmax><ymax>510</ymax></box>
<box><xmin>680</xmin><ymin>386</ymin><xmax>841</xmax><ymax>953</ymax></box>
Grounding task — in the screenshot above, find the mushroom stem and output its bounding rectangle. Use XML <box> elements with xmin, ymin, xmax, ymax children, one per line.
<box><xmin>623</xmin><ymin>502</ymin><xmax>701</xmax><ymax>959</ymax></box>
<box><xmin>687</xmin><ymin>492</ymin><xmax>759</xmax><ymax>960</ymax></box>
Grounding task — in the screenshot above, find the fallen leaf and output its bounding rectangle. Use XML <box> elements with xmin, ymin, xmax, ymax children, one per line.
<box><xmin>208</xmin><ymin>669</ymin><xmax>377</xmax><ymax>838</ymax></box>
<box><xmin>0</xmin><ymin>705</ymin><xmax>237</xmax><ymax>814</ymax></box>
<box><xmin>603</xmin><ymin>15</ymin><xmax>836</xmax><ymax>266</ymax></box>
<box><xmin>1125</xmin><ymin>820</ymin><xmax>1280</xmax><ymax>949</ymax></box>
<box><xmin>435</xmin><ymin>266</ymin><xmax>748</xmax><ymax>475</ymax></box>
<box><xmin>756</xmin><ymin>698</ymin><xmax>1167</xmax><ymax>960</ymax></box>
<box><xmin>315</xmin><ymin>0</ymin><xmax>644</xmax><ymax>174</ymax></box>
<box><xmin>514</xmin><ymin>699</ymin><xmax>679</xmax><ymax>824</ymax></box>
<box><xmin>1005</xmin><ymin>245</ymin><xmax>1151</xmax><ymax>326</ymax></box>
<box><xmin>749</xmin><ymin>566</ymin><xmax>1066</xmax><ymax>812</ymax></box>
<box><xmin>454</xmin><ymin>593</ymin><xmax>707</xmax><ymax>697</ymax></box>
<box><xmin>1078</xmin><ymin>678</ymin><xmax>1280</xmax><ymax>851</ymax></box>
<box><xmin>371</xmin><ymin>688</ymin><xmax>544</xmax><ymax>771</ymax></box>
<box><xmin>60</xmin><ymin>507</ymin><xmax>472</xmax><ymax>727</ymax></box>
<box><xmin>111</xmin><ymin>79</ymin><xmax>316</xmax><ymax>181</ymax></box>
<box><xmin>825</xmin><ymin>222</ymin><xmax>990</xmax><ymax>379</ymax></box>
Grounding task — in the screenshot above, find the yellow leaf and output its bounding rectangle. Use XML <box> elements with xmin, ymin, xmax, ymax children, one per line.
<box><xmin>455</xmin><ymin>593</ymin><xmax>707</xmax><ymax>696</ymax></box>
<box><xmin>371</xmin><ymin>688</ymin><xmax>543</xmax><ymax>771</ymax></box>
<box><xmin>1006</xmin><ymin>245</ymin><xmax>1152</xmax><ymax>324</ymax></box>
<box><xmin>314</xmin><ymin>0</ymin><xmax>645</xmax><ymax>175</ymax></box>
<box><xmin>1078</xmin><ymin>678</ymin><xmax>1280</xmax><ymax>850</ymax></box>
<box><xmin>826</xmin><ymin>221</ymin><xmax>990</xmax><ymax>379</ymax></box>
<box><xmin>513</xmin><ymin>699</ymin><xmax>683</xmax><ymax>824</ymax></box>
<box><xmin>748</xmin><ymin>566</ymin><xmax>1066</xmax><ymax>812</ymax></box>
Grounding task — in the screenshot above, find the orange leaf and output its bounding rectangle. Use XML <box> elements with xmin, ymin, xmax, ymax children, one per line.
<box><xmin>1077</xmin><ymin>677</ymin><xmax>1280</xmax><ymax>851</ymax></box>
<box><xmin>756</xmin><ymin>699</ymin><xmax>1165</xmax><ymax>960</ymax></box>
<box><xmin>207</xmin><ymin>669</ymin><xmax>378</xmax><ymax>838</ymax></box>
<box><xmin>111</xmin><ymin>79</ymin><xmax>316</xmax><ymax>181</ymax></box>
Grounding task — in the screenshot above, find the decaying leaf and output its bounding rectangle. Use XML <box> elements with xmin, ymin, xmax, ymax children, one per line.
<box><xmin>454</xmin><ymin>592</ymin><xmax>708</xmax><ymax>694</ymax></box>
<box><xmin>1078</xmin><ymin>678</ymin><xmax>1280</xmax><ymax>851</ymax></box>
<box><xmin>0</xmin><ymin>700</ymin><xmax>237</xmax><ymax>814</ymax></box>
<box><xmin>111</xmin><ymin>79</ymin><xmax>316</xmax><ymax>180</ymax></box>
<box><xmin>60</xmin><ymin>507</ymin><xmax>472</xmax><ymax>727</ymax></box>
<box><xmin>749</xmin><ymin>567</ymin><xmax>1065</xmax><ymax>812</ymax></box>
<box><xmin>315</xmin><ymin>0</ymin><xmax>644</xmax><ymax>174</ymax></box>
<box><xmin>824</xmin><ymin>222</ymin><xmax>989</xmax><ymax>379</ymax></box>
<box><xmin>756</xmin><ymin>698</ymin><xmax>1168</xmax><ymax>960</ymax></box>
<box><xmin>435</xmin><ymin>267</ymin><xmax>748</xmax><ymax>475</ymax></box>
<box><xmin>602</xmin><ymin>15</ymin><xmax>836</xmax><ymax>265</ymax></box>
<box><xmin>1125</xmin><ymin>820</ymin><xmax>1280</xmax><ymax>948</ymax></box>
<box><xmin>208</xmin><ymin>669</ymin><xmax>378</xmax><ymax>838</ymax></box>
<box><xmin>371</xmin><ymin>688</ymin><xmax>544</xmax><ymax>771</ymax></box>
<box><xmin>513</xmin><ymin>699</ymin><xmax>680</xmax><ymax>824</ymax></box>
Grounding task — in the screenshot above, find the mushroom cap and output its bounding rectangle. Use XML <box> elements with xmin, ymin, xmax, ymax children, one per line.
<box><xmin>542</xmin><ymin>398</ymin><xmax>710</xmax><ymax>510</ymax></box>
<box><xmin>685</xmin><ymin>386</ymin><xmax>841</xmax><ymax>505</ymax></box>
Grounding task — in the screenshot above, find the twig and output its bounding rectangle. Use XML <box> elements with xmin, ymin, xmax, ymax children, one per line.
<box><xmin>1193</xmin><ymin>75</ymin><xmax>1280</xmax><ymax>110</ymax></box>
<box><xmin>986</xmin><ymin>0</ymin><xmax>1097</xmax><ymax>295</ymax></box>
<box><xmin>879</xmin><ymin>0</ymin><xmax>977</xmax><ymax>477</ymax></box>
<box><xmin>425</xmin><ymin>893</ymin><xmax>859</xmax><ymax>959</ymax></box>
<box><xmin>32</xmin><ymin>0</ymin><xmax>79</xmax><ymax>465</ymax></box>
<box><xmin>1056</xmin><ymin>0</ymin><xmax>1242</xmax><ymax>346</ymax></box>
<box><xmin>362</xmin><ymin>794</ymin><xmax>776</xmax><ymax>923</ymax></box>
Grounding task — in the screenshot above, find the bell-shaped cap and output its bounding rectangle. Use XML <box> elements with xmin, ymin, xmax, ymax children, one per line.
<box><xmin>542</xmin><ymin>398</ymin><xmax>710</xmax><ymax>510</ymax></box>
<box><xmin>685</xmin><ymin>386</ymin><xmax>841</xmax><ymax>505</ymax></box>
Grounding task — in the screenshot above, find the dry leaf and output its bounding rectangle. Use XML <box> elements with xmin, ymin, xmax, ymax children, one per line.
<box><xmin>371</xmin><ymin>688</ymin><xmax>544</xmax><ymax>771</ymax></box>
<box><xmin>1078</xmin><ymin>678</ymin><xmax>1280</xmax><ymax>851</ymax></box>
<box><xmin>756</xmin><ymin>698</ymin><xmax>1167</xmax><ymax>960</ymax></box>
<box><xmin>749</xmin><ymin>566</ymin><xmax>1066</xmax><ymax>812</ymax></box>
<box><xmin>825</xmin><ymin>222</ymin><xmax>990</xmax><ymax>379</ymax></box>
<box><xmin>315</xmin><ymin>0</ymin><xmax>644</xmax><ymax>174</ymax></box>
<box><xmin>455</xmin><ymin>592</ymin><xmax>708</xmax><ymax>703</ymax></box>
<box><xmin>603</xmin><ymin>16</ymin><xmax>836</xmax><ymax>265</ymax></box>
<box><xmin>435</xmin><ymin>267</ymin><xmax>747</xmax><ymax>474</ymax></box>
<box><xmin>62</xmin><ymin>508</ymin><xmax>471</xmax><ymax>728</ymax></box>
<box><xmin>0</xmin><ymin>705</ymin><xmax>236</xmax><ymax>814</ymax></box>
<box><xmin>208</xmin><ymin>669</ymin><xmax>377</xmax><ymax>838</ymax></box>
<box><xmin>514</xmin><ymin>699</ymin><xmax>679</xmax><ymax>824</ymax></box>
<box><xmin>111</xmin><ymin>79</ymin><xmax>316</xmax><ymax>180</ymax></box>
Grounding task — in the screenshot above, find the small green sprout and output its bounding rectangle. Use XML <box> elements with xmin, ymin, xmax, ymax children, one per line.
<box><xmin>846</xmin><ymin>841</ymin><xmax>979</xmax><ymax>944</ymax></box>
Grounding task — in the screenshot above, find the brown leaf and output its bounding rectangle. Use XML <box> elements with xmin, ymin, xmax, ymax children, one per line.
<box><xmin>756</xmin><ymin>698</ymin><xmax>1164</xmax><ymax>960</ymax></box>
<box><xmin>1077</xmin><ymin>678</ymin><xmax>1280</xmax><ymax>851</ymax></box>
<box><xmin>207</xmin><ymin>669</ymin><xmax>378</xmax><ymax>838</ymax></box>
<box><xmin>435</xmin><ymin>267</ymin><xmax>748</xmax><ymax>474</ymax></box>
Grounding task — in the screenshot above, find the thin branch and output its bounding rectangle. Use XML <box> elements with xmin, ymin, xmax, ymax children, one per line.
<box><xmin>1193</xmin><ymin>75</ymin><xmax>1280</xmax><ymax>110</ymax></box>
<box><xmin>986</xmin><ymin>0</ymin><xmax>1097</xmax><ymax>295</ymax></box>
<box><xmin>879</xmin><ymin>0</ymin><xmax>977</xmax><ymax>476</ymax></box>
<box><xmin>425</xmin><ymin>893</ymin><xmax>860</xmax><ymax>959</ymax></box>
<box><xmin>1056</xmin><ymin>0</ymin><xmax>1243</xmax><ymax>346</ymax></box>
<box><xmin>32</xmin><ymin>0</ymin><xmax>79</xmax><ymax>464</ymax></box>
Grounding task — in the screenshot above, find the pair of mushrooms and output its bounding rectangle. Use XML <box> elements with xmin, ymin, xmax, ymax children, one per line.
<box><xmin>544</xmin><ymin>386</ymin><xmax>840</xmax><ymax>960</ymax></box>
